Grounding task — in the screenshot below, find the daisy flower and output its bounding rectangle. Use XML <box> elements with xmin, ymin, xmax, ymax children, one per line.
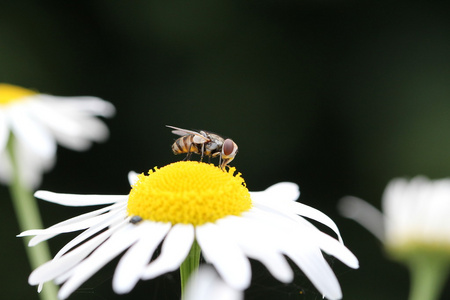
<box><xmin>20</xmin><ymin>161</ymin><xmax>359</xmax><ymax>300</ymax></box>
<box><xmin>339</xmin><ymin>176</ymin><xmax>450</xmax><ymax>300</ymax></box>
<box><xmin>0</xmin><ymin>83</ymin><xmax>115</xmax><ymax>188</ymax></box>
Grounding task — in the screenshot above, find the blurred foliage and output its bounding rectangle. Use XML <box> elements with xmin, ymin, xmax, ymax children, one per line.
<box><xmin>1</xmin><ymin>1</ymin><xmax>450</xmax><ymax>299</ymax></box>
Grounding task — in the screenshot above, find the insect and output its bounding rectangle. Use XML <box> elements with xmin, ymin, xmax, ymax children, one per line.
<box><xmin>166</xmin><ymin>125</ymin><xmax>238</xmax><ymax>169</ymax></box>
<box><xmin>129</xmin><ymin>215</ymin><xmax>142</xmax><ymax>224</ymax></box>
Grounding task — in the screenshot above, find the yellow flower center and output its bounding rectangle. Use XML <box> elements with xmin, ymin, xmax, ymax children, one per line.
<box><xmin>0</xmin><ymin>83</ymin><xmax>37</xmax><ymax>105</ymax></box>
<box><xmin>127</xmin><ymin>161</ymin><xmax>252</xmax><ymax>226</ymax></box>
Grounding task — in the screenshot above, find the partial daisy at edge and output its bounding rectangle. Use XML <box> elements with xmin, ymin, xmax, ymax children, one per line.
<box><xmin>338</xmin><ymin>176</ymin><xmax>450</xmax><ymax>300</ymax></box>
<box><xmin>19</xmin><ymin>161</ymin><xmax>359</xmax><ymax>300</ymax></box>
<box><xmin>0</xmin><ymin>83</ymin><xmax>115</xmax><ymax>188</ymax></box>
<box><xmin>338</xmin><ymin>176</ymin><xmax>450</xmax><ymax>256</ymax></box>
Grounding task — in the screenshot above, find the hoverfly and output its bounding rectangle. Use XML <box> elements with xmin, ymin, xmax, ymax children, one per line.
<box><xmin>166</xmin><ymin>125</ymin><xmax>238</xmax><ymax>169</ymax></box>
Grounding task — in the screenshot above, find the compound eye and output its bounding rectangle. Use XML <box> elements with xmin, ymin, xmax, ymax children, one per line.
<box><xmin>223</xmin><ymin>139</ymin><xmax>236</xmax><ymax>156</ymax></box>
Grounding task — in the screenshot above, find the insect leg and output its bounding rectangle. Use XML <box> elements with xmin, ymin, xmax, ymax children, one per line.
<box><xmin>184</xmin><ymin>143</ymin><xmax>193</xmax><ymax>161</ymax></box>
<box><xmin>200</xmin><ymin>143</ymin><xmax>205</xmax><ymax>162</ymax></box>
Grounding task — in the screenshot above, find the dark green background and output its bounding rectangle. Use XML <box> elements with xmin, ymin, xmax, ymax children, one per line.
<box><xmin>1</xmin><ymin>1</ymin><xmax>450</xmax><ymax>299</ymax></box>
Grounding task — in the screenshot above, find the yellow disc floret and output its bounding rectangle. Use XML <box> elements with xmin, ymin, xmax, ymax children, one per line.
<box><xmin>127</xmin><ymin>161</ymin><xmax>252</xmax><ymax>226</ymax></box>
<box><xmin>0</xmin><ymin>83</ymin><xmax>37</xmax><ymax>105</ymax></box>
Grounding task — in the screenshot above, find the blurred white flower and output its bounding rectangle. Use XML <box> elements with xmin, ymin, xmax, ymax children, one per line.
<box><xmin>339</xmin><ymin>176</ymin><xmax>450</xmax><ymax>253</ymax></box>
<box><xmin>0</xmin><ymin>83</ymin><xmax>115</xmax><ymax>188</ymax></box>
<box><xmin>339</xmin><ymin>176</ymin><xmax>450</xmax><ymax>300</ymax></box>
<box><xmin>184</xmin><ymin>265</ymin><xmax>243</xmax><ymax>300</ymax></box>
<box><xmin>20</xmin><ymin>161</ymin><xmax>358</xmax><ymax>300</ymax></box>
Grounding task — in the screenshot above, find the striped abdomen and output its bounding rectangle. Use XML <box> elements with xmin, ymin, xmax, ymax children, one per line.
<box><xmin>171</xmin><ymin>136</ymin><xmax>201</xmax><ymax>155</ymax></box>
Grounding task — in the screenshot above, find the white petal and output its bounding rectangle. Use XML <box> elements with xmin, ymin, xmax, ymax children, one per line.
<box><xmin>256</xmin><ymin>214</ymin><xmax>342</xmax><ymax>299</ymax></box>
<box><xmin>196</xmin><ymin>223</ymin><xmax>251</xmax><ymax>290</ymax></box>
<box><xmin>30</xmin><ymin>244</ymin><xmax>94</xmax><ymax>286</ymax></box>
<box><xmin>289</xmin><ymin>202</ymin><xmax>344</xmax><ymax>243</ymax></box>
<box><xmin>28</xmin><ymin>97</ymin><xmax>112</xmax><ymax>150</ymax></box>
<box><xmin>185</xmin><ymin>265</ymin><xmax>243</xmax><ymax>300</ymax></box>
<box><xmin>58</xmin><ymin>223</ymin><xmax>143</xmax><ymax>300</ymax></box>
<box><xmin>142</xmin><ymin>223</ymin><xmax>194</xmax><ymax>280</ymax></box>
<box><xmin>253</xmin><ymin>204</ymin><xmax>359</xmax><ymax>269</ymax></box>
<box><xmin>42</xmin><ymin>127</ymin><xmax>92</xmax><ymax>151</ymax></box>
<box><xmin>34</xmin><ymin>190</ymin><xmax>128</xmax><ymax>206</ymax></box>
<box><xmin>38</xmin><ymin>95</ymin><xmax>116</xmax><ymax>118</ymax></box>
<box><xmin>9</xmin><ymin>102</ymin><xmax>56</xmax><ymax>159</ymax></box>
<box><xmin>28</xmin><ymin>99</ymin><xmax>86</xmax><ymax>138</ymax></box>
<box><xmin>255</xmin><ymin>197</ymin><xmax>344</xmax><ymax>243</ymax></box>
<box><xmin>244</xmin><ymin>207</ymin><xmax>345</xmax><ymax>299</ymax></box>
<box><xmin>14</xmin><ymin>138</ymin><xmax>54</xmax><ymax>188</ymax></box>
<box><xmin>217</xmin><ymin>216</ymin><xmax>293</xmax><ymax>283</ymax></box>
<box><xmin>113</xmin><ymin>222</ymin><xmax>171</xmax><ymax>294</ymax></box>
<box><xmin>22</xmin><ymin>213</ymin><xmax>113</xmax><ymax>243</ymax></box>
<box><xmin>250</xmin><ymin>182</ymin><xmax>300</xmax><ymax>202</ymax></box>
<box><xmin>19</xmin><ymin>201</ymin><xmax>126</xmax><ymax>246</ymax></box>
<box><xmin>73</xmin><ymin>117</ymin><xmax>110</xmax><ymax>142</ymax></box>
<box><xmin>0</xmin><ymin>109</ymin><xmax>9</xmax><ymax>152</ymax></box>
<box><xmin>338</xmin><ymin>196</ymin><xmax>385</xmax><ymax>241</ymax></box>
<box><xmin>54</xmin><ymin>209</ymin><xmax>127</xmax><ymax>259</ymax></box>
<box><xmin>29</xmin><ymin>219</ymin><xmax>127</xmax><ymax>285</ymax></box>
<box><xmin>128</xmin><ymin>171</ymin><xmax>139</xmax><ymax>186</ymax></box>
<box><xmin>314</xmin><ymin>231</ymin><xmax>359</xmax><ymax>269</ymax></box>
<box><xmin>272</xmin><ymin>215</ymin><xmax>344</xmax><ymax>300</ymax></box>
<box><xmin>287</xmin><ymin>245</ymin><xmax>342</xmax><ymax>300</ymax></box>
<box><xmin>54</xmin><ymin>219</ymin><xmax>127</xmax><ymax>285</ymax></box>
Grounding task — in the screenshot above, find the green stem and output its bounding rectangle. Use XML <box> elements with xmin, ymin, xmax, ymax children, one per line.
<box><xmin>180</xmin><ymin>240</ymin><xmax>201</xmax><ymax>300</ymax></box>
<box><xmin>407</xmin><ymin>254</ymin><xmax>449</xmax><ymax>300</ymax></box>
<box><xmin>8</xmin><ymin>136</ymin><xmax>59</xmax><ymax>300</ymax></box>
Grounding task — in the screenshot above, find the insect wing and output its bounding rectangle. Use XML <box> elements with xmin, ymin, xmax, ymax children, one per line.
<box><xmin>166</xmin><ymin>125</ymin><xmax>198</xmax><ymax>136</ymax></box>
<box><xmin>192</xmin><ymin>135</ymin><xmax>209</xmax><ymax>144</ymax></box>
<box><xmin>166</xmin><ymin>125</ymin><xmax>209</xmax><ymax>143</ymax></box>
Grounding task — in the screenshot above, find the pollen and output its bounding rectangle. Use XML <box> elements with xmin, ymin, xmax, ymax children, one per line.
<box><xmin>127</xmin><ymin>161</ymin><xmax>252</xmax><ymax>226</ymax></box>
<box><xmin>0</xmin><ymin>83</ymin><xmax>37</xmax><ymax>105</ymax></box>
